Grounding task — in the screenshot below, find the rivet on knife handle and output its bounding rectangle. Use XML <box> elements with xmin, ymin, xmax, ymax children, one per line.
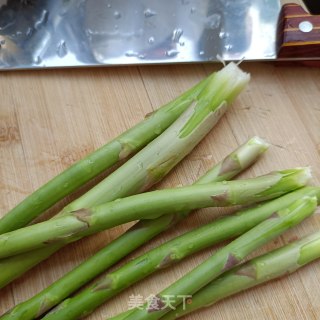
<box><xmin>277</xmin><ymin>3</ymin><xmax>320</xmax><ymax>59</ymax></box>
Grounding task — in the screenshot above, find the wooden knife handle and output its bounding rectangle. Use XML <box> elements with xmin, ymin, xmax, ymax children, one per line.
<box><xmin>277</xmin><ymin>3</ymin><xmax>320</xmax><ymax>59</ymax></box>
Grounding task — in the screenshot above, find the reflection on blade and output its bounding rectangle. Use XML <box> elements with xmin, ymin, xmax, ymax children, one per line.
<box><xmin>0</xmin><ymin>0</ymin><xmax>281</xmax><ymax>70</ymax></box>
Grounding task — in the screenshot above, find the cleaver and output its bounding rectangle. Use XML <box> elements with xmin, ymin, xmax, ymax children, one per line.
<box><xmin>0</xmin><ymin>0</ymin><xmax>319</xmax><ymax>70</ymax></box>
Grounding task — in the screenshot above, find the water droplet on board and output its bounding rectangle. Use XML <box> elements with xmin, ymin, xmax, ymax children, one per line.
<box><xmin>26</xmin><ymin>27</ymin><xmax>33</xmax><ymax>37</ymax></box>
<box><xmin>199</xmin><ymin>50</ymin><xmax>205</xmax><ymax>56</ymax></box>
<box><xmin>219</xmin><ymin>31</ymin><xmax>229</xmax><ymax>39</ymax></box>
<box><xmin>205</xmin><ymin>14</ymin><xmax>221</xmax><ymax>29</ymax></box>
<box><xmin>57</xmin><ymin>40</ymin><xmax>68</xmax><ymax>58</ymax></box>
<box><xmin>107</xmin><ymin>3</ymin><xmax>112</xmax><ymax>8</ymax></box>
<box><xmin>144</xmin><ymin>9</ymin><xmax>157</xmax><ymax>18</ymax></box>
<box><xmin>34</xmin><ymin>10</ymin><xmax>49</xmax><ymax>30</ymax></box>
<box><xmin>172</xmin><ymin>28</ymin><xmax>183</xmax><ymax>43</ymax></box>
<box><xmin>148</xmin><ymin>36</ymin><xmax>155</xmax><ymax>44</ymax></box>
<box><xmin>113</xmin><ymin>11</ymin><xmax>121</xmax><ymax>19</ymax></box>
<box><xmin>166</xmin><ymin>50</ymin><xmax>179</xmax><ymax>57</ymax></box>
<box><xmin>35</xmin><ymin>56</ymin><xmax>42</xmax><ymax>64</ymax></box>
<box><xmin>125</xmin><ymin>50</ymin><xmax>139</xmax><ymax>57</ymax></box>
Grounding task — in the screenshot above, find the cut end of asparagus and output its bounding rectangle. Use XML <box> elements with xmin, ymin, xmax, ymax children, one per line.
<box><xmin>202</xmin><ymin>62</ymin><xmax>251</xmax><ymax>104</ymax></box>
<box><xmin>197</xmin><ymin>136</ymin><xmax>269</xmax><ymax>185</ymax></box>
<box><xmin>281</xmin><ymin>167</ymin><xmax>312</xmax><ymax>188</ymax></box>
<box><xmin>277</xmin><ymin>195</ymin><xmax>317</xmax><ymax>221</ymax></box>
<box><xmin>248</xmin><ymin>136</ymin><xmax>270</xmax><ymax>150</ymax></box>
<box><xmin>179</xmin><ymin>63</ymin><xmax>250</xmax><ymax>138</ymax></box>
<box><xmin>257</xmin><ymin>167</ymin><xmax>312</xmax><ymax>200</ymax></box>
<box><xmin>220</xmin><ymin>136</ymin><xmax>269</xmax><ymax>175</ymax></box>
<box><xmin>298</xmin><ymin>231</ymin><xmax>320</xmax><ymax>265</ymax></box>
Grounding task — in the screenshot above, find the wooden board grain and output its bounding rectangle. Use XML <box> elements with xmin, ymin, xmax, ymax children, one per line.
<box><xmin>1</xmin><ymin>4</ymin><xmax>320</xmax><ymax>320</ymax></box>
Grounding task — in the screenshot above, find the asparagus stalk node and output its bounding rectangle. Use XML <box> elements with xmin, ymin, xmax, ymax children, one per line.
<box><xmin>0</xmin><ymin>77</ymin><xmax>209</xmax><ymax>234</ymax></box>
<box><xmin>0</xmin><ymin>168</ymin><xmax>311</xmax><ymax>259</ymax></box>
<box><xmin>0</xmin><ymin>62</ymin><xmax>251</xmax><ymax>286</ymax></box>
<box><xmin>0</xmin><ymin>137</ymin><xmax>270</xmax><ymax>319</ymax></box>
<box><xmin>161</xmin><ymin>231</ymin><xmax>320</xmax><ymax>320</ymax></box>
<box><xmin>116</xmin><ymin>196</ymin><xmax>317</xmax><ymax>320</ymax></box>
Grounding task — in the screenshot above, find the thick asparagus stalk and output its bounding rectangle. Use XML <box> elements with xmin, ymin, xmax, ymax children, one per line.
<box><xmin>0</xmin><ymin>77</ymin><xmax>209</xmax><ymax>234</ymax></box>
<box><xmin>39</xmin><ymin>193</ymin><xmax>319</xmax><ymax>320</ymax></box>
<box><xmin>0</xmin><ymin>63</ymin><xmax>250</xmax><ymax>285</ymax></box>
<box><xmin>60</xmin><ymin>62</ymin><xmax>250</xmax><ymax>214</ymax></box>
<box><xmin>0</xmin><ymin>168</ymin><xmax>310</xmax><ymax>259</ymax></box>
<box><xmin>115</xmin><ymin>196</ymin><xmax>317</xmax><ymax>320</ymax></box>
<box><xmin>0</xmin><ymin>137</ymin><xmax>269</xmax><ymax>318</ymax></box>
<box><xmin>162</xmin><ymin>231</ymin><xmax>320</xmax><ymax>320</ymax></box>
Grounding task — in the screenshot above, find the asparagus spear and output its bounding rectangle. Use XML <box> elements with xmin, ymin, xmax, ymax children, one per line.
<box><xmin>0</xmin><ymin>137</ymin><xmax>269</xmax><ymax>319</ymax></box>
<box><xmin>161</xmin><ymin>231</ymin><xmax>320</xmax><ymax>320</ymax></box>
<box><xmin>0</xmin><ymin>168</ymin><xmax>310</xmax><ymax>259</ymax></box>
<box><xmin>38</xmin><ymin>192</ymin><xmax>320</xmax><ymax>320</ymax></box>
<box><xmin>0</xmin><ymin>77</ymin><xmax>209</xmax><ymax>234</ymax></box>
<box><xmin>114</xmin><ymin>196</ymin><xmax>317</xmax><ymax>320</ymax></box>
<box><xmin>0</xmin><ymin>63</ymin><xmax>250</xmax><ymax>285</ymax></box>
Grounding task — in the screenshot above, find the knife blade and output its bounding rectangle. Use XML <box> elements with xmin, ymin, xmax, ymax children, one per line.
<box><xmin>0</xmin><ymin>0</ymin><xmax>319</xmax><ymax>70</ymax></box>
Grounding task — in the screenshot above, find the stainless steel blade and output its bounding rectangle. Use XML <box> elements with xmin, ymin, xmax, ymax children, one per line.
<box><xmin>0</xmin><ymin>0</ymin><xmax>281</xmax><ymax>70</ymax></box>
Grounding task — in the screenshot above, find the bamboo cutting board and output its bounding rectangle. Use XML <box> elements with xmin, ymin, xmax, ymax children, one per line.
<box><xmin>1</xmin><ymin>9</ymin><xmax>320</xmax><ymax>320</ymax></box>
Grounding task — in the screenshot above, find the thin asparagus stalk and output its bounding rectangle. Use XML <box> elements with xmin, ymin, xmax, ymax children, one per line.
<box><xmin>0</xmin><ymin>77</ymin><xmax>209</xmax><ymax>234</ymax></box>
<box><xmin>39</xmin><ymin>192</ymin><xmax>320</xmax><ymax>320</ymax></box>
<box><xmin>161</xmin><ymin>231</ymin><xmax>320</xmax><ymax>320</ymax></box>
<box><xmin>0</xmin><ymin>168</ymin><xmax>311</xmax><ymax>259</ymax></box>
<box><xmin>115</xmin><ymin>196</ymin><xmax>317</xmax><ymax>320</ymax></box>
<box><xmin>0</xmin><ymin>63</ymin><xmax>250</xmax><ymax>286</ymax></box>
<box><xmin>196</xmin><ymin>136</ymin><xmax>269</xmax><ymax>184</ymax></box>
<box><xmin>0</xmin><ymin>137</ymin><xmax>269</xmax><ymax>318</ymax></box>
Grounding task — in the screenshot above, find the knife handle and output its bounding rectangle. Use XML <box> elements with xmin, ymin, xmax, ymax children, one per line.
<box><xmin>277</xmin><ymin>3</ymin><xmax>320</xmax><ymax>59</ymax></box>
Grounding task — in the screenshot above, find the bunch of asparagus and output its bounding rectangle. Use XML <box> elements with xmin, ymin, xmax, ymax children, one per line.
<box><xmin>0</xmin><ymin>63</ymin><xmax>319</xmax><ymax>320</ymax></box>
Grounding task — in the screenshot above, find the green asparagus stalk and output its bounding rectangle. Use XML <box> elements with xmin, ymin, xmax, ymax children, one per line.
<box><xmin>0</xmin><ymin>137</ymin><xmax>269</xmax><ymax>318</ymax></box>
<box><xmin>39</xmin><ymin>193</ymin><xmax>320</xmax><ymax>320</ymax></box>
<box><xmin>115</xmin><ymin>196</ymin><xmax>317</xmax><ymax>320</ymax></box>
<box><xmin>196</xmin><ymin>136</ymin><xmax>269</xmax><ymax>184</ymax></box>
<box><xmin>0</xmin><ymin>77</ymin><xmax>209</xmax><ymax>234</ymax></box>
<box><xmin>0</xmin><ymin>168</ymin><xmax>310</xmax><ymax>259</ymax></box>
<box><xmin>161</xmin><ymin>231</ymin><xmax>320</xmax><ymax>320</ymax></box>
<box><xmin>60</xmin><ymin>62</ymin><xmax>250</xmax><ymax>214</ymax></box>
<box><xmin>0</xmin><ymin>63</ymin><xmax>250</xmax><ymax>285</ymax></box>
